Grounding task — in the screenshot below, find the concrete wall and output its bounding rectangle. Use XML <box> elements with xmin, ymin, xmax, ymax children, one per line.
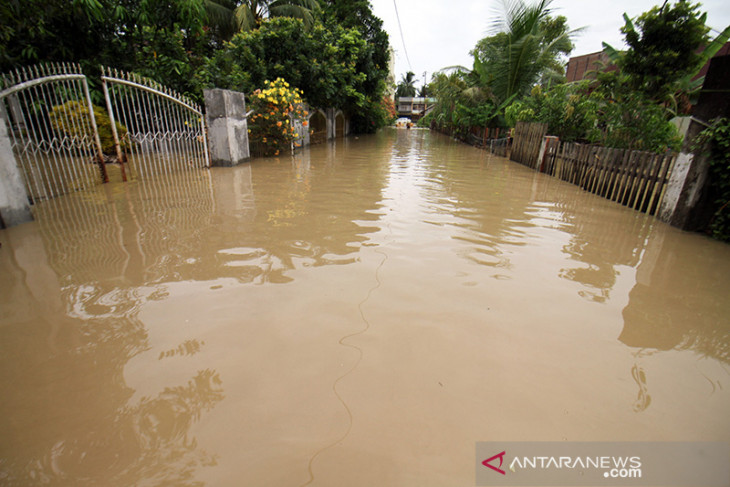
<box><xmin>0</xmin><ymin>116</ymin><xmax>33</xmax><ymax>228</ymax></box>
<box><xmin>204</xmin><ymin>89</ymin><xmax>250</xmax><ymax>166</ymax></box>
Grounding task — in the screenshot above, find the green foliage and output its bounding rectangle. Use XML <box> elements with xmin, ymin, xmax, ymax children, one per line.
<box><xmin>0</xmin><ymin>0</ymin><xmax>392</xmax><ymax>135</ymax></box>
<box><xmin>424</xmin><ymin>69</ymin><xmax>511</xmax><ymax>137</ymax></box>
<box><xmin>204</xmin><ymin>0</ymin><xmax>319</xmax><ymax>37</ymax></box>
<box><xmin>49</xmin><ymin>100</ymin><xmax>128</xmax><ymax>155</ymax></box>
<box><xmin>602</xmin><ymin>1</ymin><xmax>730</xmax><ymax>113</ymax></box>
<box><xmin>317</xmin><ymin>0</ymin><xmax>391</xmax><ymax>132</ymax></box>
<box><xmin>247</xmin><ymin>78</ymin><xmax>305</xmax><ymax>157</ymax></box>
<box><xmin>471</xmin><ymin>0</ymin><xmax>576</xmax><ymax>104</ymax></box>
<box><xmin>131</xmin><ymin>26</ymin><xmax>211</xmax><ymax>102</ymax></box>
<box><xmin>204</xmin><ymin>16</ymin><xmax>387</xmax><ymax>131</ymax></box>
<box><xmin>694</xmin><ymin>118</ymin><xmax>730</xmax><ymax>242</ymax></box>
<box><xmin>620</xmin><ymin>1</ymin><xmax>709</xmax><ymax>101</ymax></box>
<box><xmin>507</xmin><ymin>74</ymin><xmax>682</xmax><ymax>153</ymax></box>
<box><xmin>505</xmin><ymin>82</ymin><xmax>600</xmax><ymax>142</ymax></box>
<box><xmin>396</xmin><ymin>71</ymin><xmax>417</xmax><ymax>98</ymax></box>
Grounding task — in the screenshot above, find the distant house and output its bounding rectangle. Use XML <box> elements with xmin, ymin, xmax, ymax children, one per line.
<box><xmin>396</xmin><ymin>97</ymin><xmax>436</xmax><ymax>121</ymax></box>
<box><xmin>564</xmin><ymin>51</ymin><xmax>616</xmax><ymax>82</ymax></box>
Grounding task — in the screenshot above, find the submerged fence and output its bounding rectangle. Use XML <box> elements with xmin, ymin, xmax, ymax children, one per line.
<box><xmin>510</xmin><ymin>121</ymin><xmax>546</xmax><ymax>167</ymax></box>
<box><xmin>509</xmin><ymin>122</ymin><xmax>677</xmax><ymax>216</ymax></box>
<box><xmin>544</xmin><ymin>142</ymin><xmax>676</xmax><ymax>215</ymax></box>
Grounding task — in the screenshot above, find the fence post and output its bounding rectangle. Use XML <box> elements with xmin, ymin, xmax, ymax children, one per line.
<box><xmin>657</xmin><ymin>118</ymin><xmax>711</xmax><ymax>229</ymax></box>
<box><xmin>203</xmin><ymin>88</ymin><xmax>250</xmax><ymax>166</ymax></box>
<box><xmin>0</xmin><ymin>116</ymin><xmax>33</xmax><ymax>228</ymax></box>
<box><xmin>657</xmin><ymin>152</ymin><xmax>708</xmax><ymax>227</ymax></box>
<box><xmin>537</xmin><ymin>136</ymin><xmax>559</xmax><ymax>173</ymax></box>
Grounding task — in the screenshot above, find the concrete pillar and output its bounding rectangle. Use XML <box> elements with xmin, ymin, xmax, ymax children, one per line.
<box><xmin>204</xmin><ymin>89</ymin><xmax>250</xmax><ymax>167</ymax></box>
<box><xmin>657</xmin><ymin>117</ymin><xmax>712</xmax><ymax>230</ymax></box>
<box><xmin>0</xmin><ymin>116</ymin><xmax>33</xmax><ymax>228</ymax></box>
<box><xmin>326</xmin><ymin>108</ymin><xmax>336</xmax><ymax>140</ymax></box>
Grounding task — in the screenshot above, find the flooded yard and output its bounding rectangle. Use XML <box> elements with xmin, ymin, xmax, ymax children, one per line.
<box><xmin>1</xmin><ymin>129</ymin><xmax>729</xmax><ymax>486</ymax></box>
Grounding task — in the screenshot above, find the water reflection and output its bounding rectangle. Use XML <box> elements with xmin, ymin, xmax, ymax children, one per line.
<box><xmin>1</xmin><ymin>130</ymin><xmax>729</xmax><ymax>484</ymax></box>
<box><xmin>620</xmin><ymin>230</ymin><xmax>730</xmax><ymax>364</ymax></box>
<box><xmin>0</xmin><ymin>136</ymin><xmax>394</xmax><ymax>484</ymax></box>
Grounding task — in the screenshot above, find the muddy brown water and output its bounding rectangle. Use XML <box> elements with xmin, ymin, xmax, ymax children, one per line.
<box><xmin>1</xmin><ymin>129</ymin><xmax>729</xmax><ymax>486</ymax></box>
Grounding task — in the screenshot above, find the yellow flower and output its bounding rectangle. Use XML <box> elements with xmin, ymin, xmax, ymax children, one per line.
<box><xmin>293</xmin><ymin>133</ymin><xmax>298</xmax><ymax>138</ymax></box>
<box><xmin>262</xmin><ymin>137</ymin><xmax>267</xmax><ymax>142</ymax></box>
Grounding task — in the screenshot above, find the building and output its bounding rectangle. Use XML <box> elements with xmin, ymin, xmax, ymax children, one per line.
<box><xmin>396</xmin><ymin>97</ymin><xmax>436</xmax><ymax>121</ymax></box>
<box><xmin>565</xmin><ymin>51</ymin><xmax>613</xmax><ymax>82</ymax></box>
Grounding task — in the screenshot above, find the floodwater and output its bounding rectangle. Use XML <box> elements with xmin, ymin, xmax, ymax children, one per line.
<box><xmin>1</xmin><ymin>129</ymin><xmax>729</xmax><ymax>486</ymax></box>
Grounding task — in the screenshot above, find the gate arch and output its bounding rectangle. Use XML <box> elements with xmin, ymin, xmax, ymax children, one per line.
<box><xmin>309</xmin><ymin>110</ymin><xmax>328</xmax><ymax>145</ymax></box>
<box><xmin>334</xmin><ymin>111</ymin><xmax>345</xmax><ymax>138</ymax></box>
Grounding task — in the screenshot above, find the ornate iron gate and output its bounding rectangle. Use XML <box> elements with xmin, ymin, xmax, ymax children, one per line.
<box><xmin>101</xmin><ymin>67</ymin><xmax>209</xmax><ymax>180</ymax></box>
<box><xmin>0</xmin><ymin>63</ymin><xmax>106</xmax><ymax>202</ymax></box>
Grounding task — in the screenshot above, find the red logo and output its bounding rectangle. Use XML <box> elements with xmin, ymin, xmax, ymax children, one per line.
<box><xmin>482</xmin><ymin>451</ymin><xmax>506</xmax><ymax>475</ymax></box>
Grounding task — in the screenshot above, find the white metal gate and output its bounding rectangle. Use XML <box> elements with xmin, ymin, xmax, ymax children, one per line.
<box><xmin>0</xmin><ymin>63</ymin><xmax>106</xmax><ymax>202</ymax></box>
<box><xmin>101</xmin><ymin>67</ymin><xmax>209</xmax><ymax>181</ymax></box>
<box><xmin>0</xmin><ymin>63</ymin><xmax>210</xmax><ymax>206</ymax></box>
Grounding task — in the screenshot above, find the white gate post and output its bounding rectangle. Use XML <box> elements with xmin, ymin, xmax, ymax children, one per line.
<box><xmin>0</xmin><ymin>116</ymin><xmax>33</xmax><ymax>227</ymax></box>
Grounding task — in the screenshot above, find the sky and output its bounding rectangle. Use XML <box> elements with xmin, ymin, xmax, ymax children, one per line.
<box><xmin>368</xmin><ymin>0</ymin><xmax>730</xmax><ymax>89</ymax></box>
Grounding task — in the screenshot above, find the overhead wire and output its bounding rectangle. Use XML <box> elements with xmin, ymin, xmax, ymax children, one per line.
<box><xmin>393</xmin><ymin>0</ymin><xmax>412</xmax><ymax>71</ymax></box>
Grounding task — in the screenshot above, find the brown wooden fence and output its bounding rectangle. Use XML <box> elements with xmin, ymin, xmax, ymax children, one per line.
<box><xmin>507</xmin><ymin>122</ymin><xmax>678</xmax><ymax>216</ymax></box>
<box><xmin>510</xmin><ymin>121</ymin><xmax>546</xmax><ymax>167</ymax></box>
<box><xmin>543</xmin><ymin>142</ymin><xmax>677</xmax><ymax>215</ymax></box>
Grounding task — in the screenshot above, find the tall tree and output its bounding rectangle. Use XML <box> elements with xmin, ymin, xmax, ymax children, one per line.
<box><xmin>396</xmin><ymin>71</ymin><xmax>417</xmax><ymax>98</ymax></box>
<box><xmin>204</xmin><ymin>0</ymin><xmax>318</xmax><ymax>36</ymax></box>
<box><xmin>603</xmin><ymin>0</ymin><xmax>730</xmax><ymax>111</ymax></box>
<box><xmin>317</xmin><ymin>0</ymin><xmax>391</xmax><ymax>132</ymax></box>
<box><xmin>471</xmin><ymin>0</ymin><xmax>576</xmax><ymax>103</ymax></box>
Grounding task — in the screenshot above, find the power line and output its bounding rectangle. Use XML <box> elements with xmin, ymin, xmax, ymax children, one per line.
<box><xmin>392</xmin><ymin>0</ymin><xmax>412</xmax><ymax>72</ymax></box>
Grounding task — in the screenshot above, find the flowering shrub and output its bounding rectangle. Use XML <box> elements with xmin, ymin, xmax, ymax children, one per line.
<box><xmin>248</xmin><ymin>78</ymin><xmax>306</xmax><ymax>157</ymax></box>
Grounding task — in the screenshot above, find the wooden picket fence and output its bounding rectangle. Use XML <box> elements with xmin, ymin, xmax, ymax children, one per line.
<box><xmin>544</xmin><ymin>142</ymin><xmax>677</xmax><ymax>215</ymax></box>
<box><xmin>510</xmin><ymin>121</ymin><xmax>546</xmax><ymax>166</ymax></box>
<box><xmin>507</xmin><ymin>122</ymin><xmax>678</xmax><ymax>216</ymax></box>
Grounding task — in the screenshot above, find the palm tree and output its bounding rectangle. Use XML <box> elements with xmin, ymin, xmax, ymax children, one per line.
<box><xmin>395</xmin><ymin>71</ymin><xmax>417</xmax><ymax>98</ymax></box>
<box><xmin>473</xmin><ymin>0</ymin><xmax>577</xmax><ymax>103</ymax></box>
<box><xmin>204</xmin><ymin>0</ymin><xmax>318</xmax><ymax>38</ymax></box>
